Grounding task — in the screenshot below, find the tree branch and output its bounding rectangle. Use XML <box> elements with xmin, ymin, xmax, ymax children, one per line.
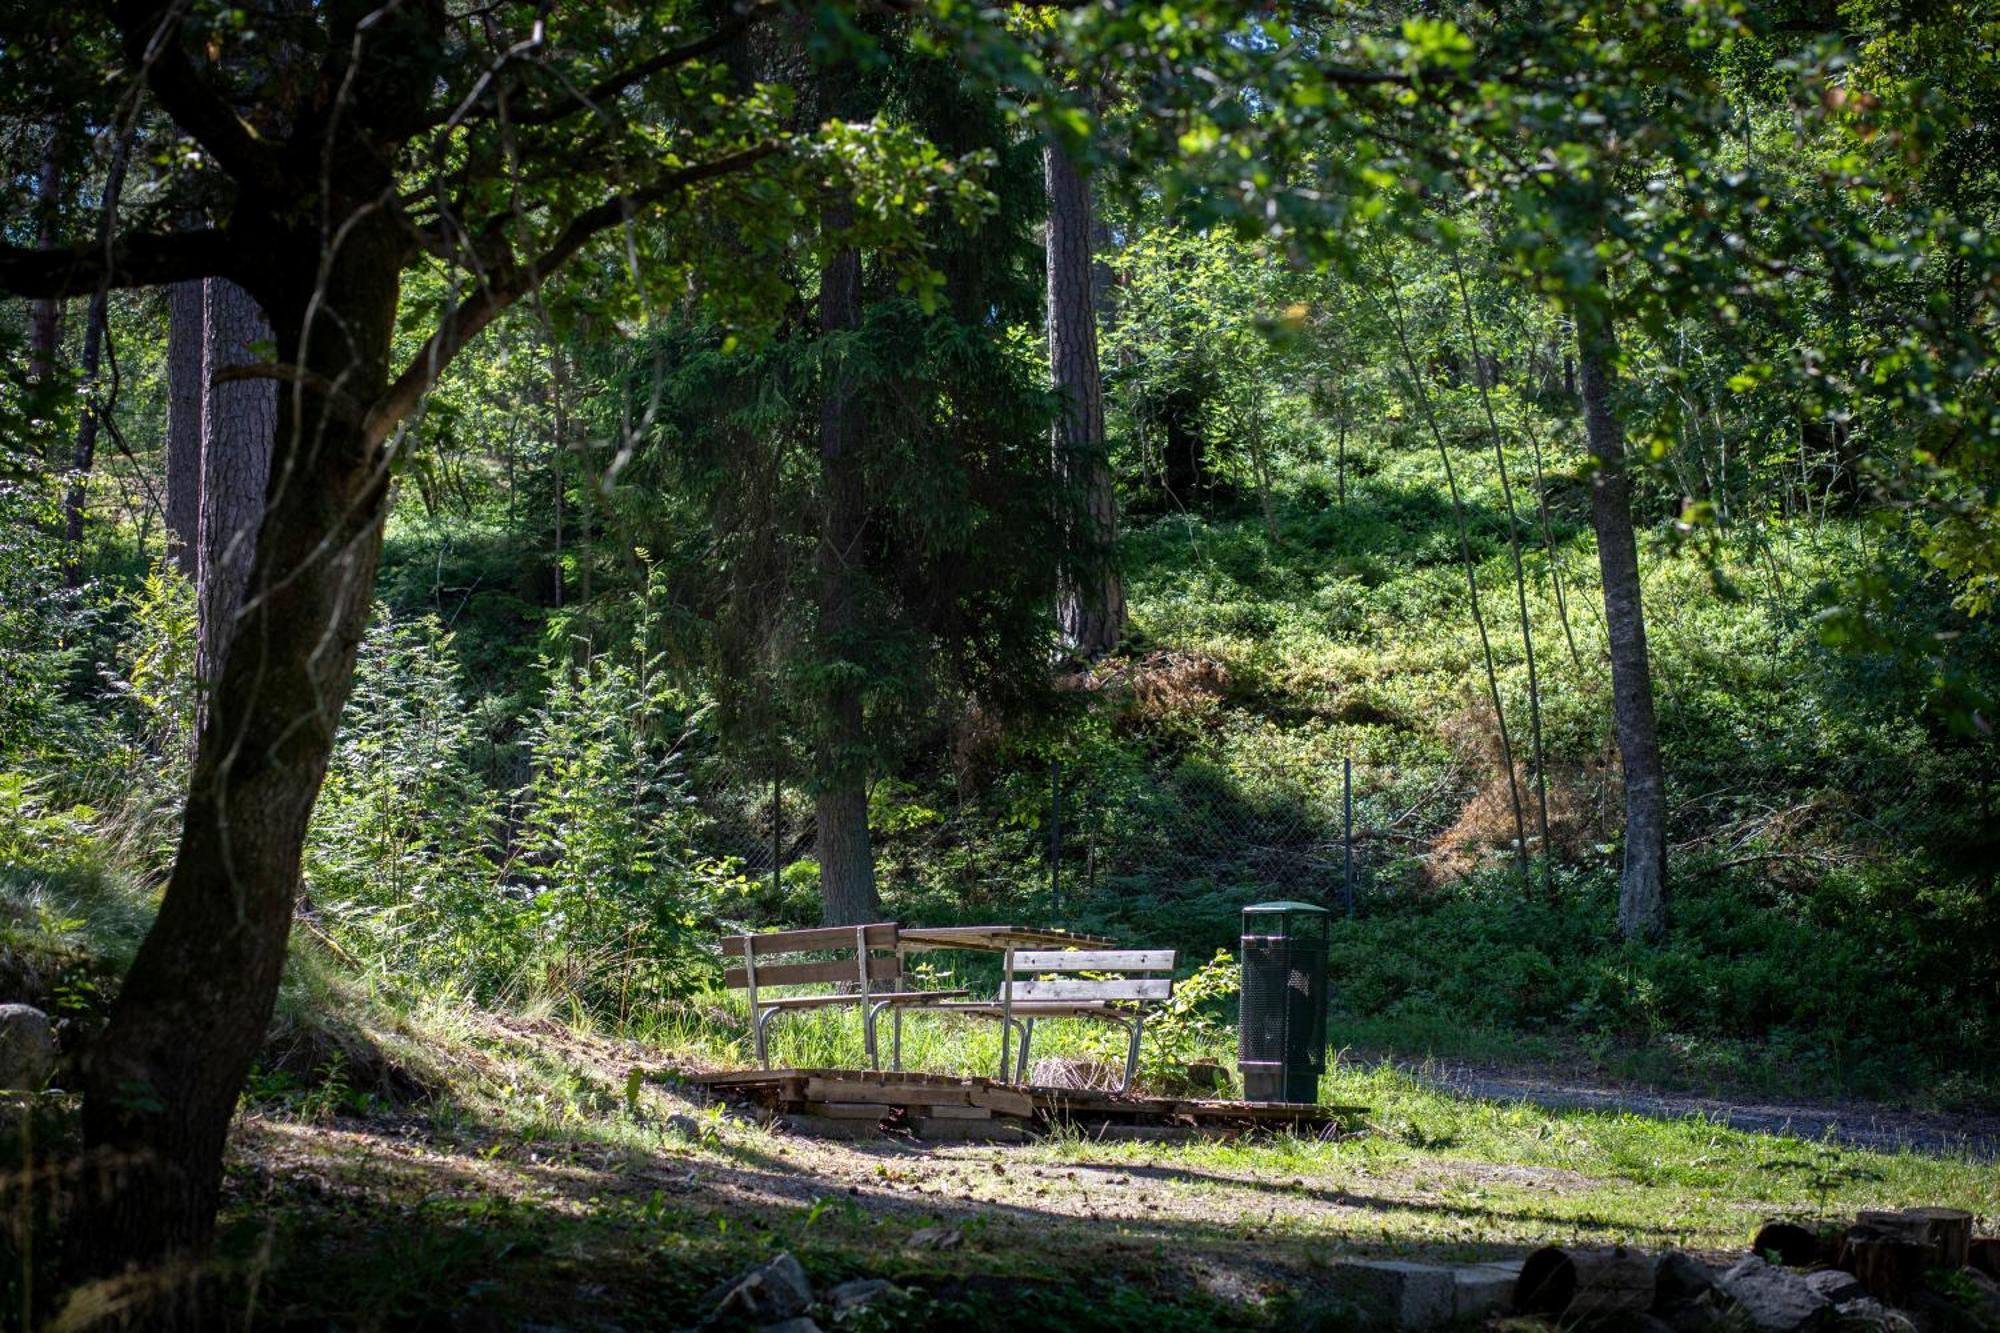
<box><xmin>437</xmin><ymin>2</ymin><xmax>785</xmax><ymax>130</ymax></box>
<box><xmin>363</xmin><ymin>143</ymin><xmax>780</xmax><ymax>450</ymax></box>
<box><xmin>113</xmin><ymin>0</ymin><xmax>284</xmax><ymax>191</ymax></box>
<box><xmin>0</xmin><ymin>229</ymin><xmax>235</xmax><ymax>299</ymax></box>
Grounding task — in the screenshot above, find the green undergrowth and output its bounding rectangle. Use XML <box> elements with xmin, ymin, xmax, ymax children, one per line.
<box><xmin>6</xmin><ymin>855</ymin><xmax>1997</xmax><ymax>1329</ymax></box>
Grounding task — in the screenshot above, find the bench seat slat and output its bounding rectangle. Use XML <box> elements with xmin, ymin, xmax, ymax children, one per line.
<box><xmin>1010</xmin><ymin>978</ymin><xmax>1172</xmax><ymax>1002</ymax></box>
<box><xmin>1011</xmin><ymin>949</ymin><xmax>1175</xmax><ymax>972</ymax></box>
<box><xmin>919</xmin><ymin>1002</ymin><xmax>1127</xmax><ymax>1018</ymax></box>
<box><xmin>753</xmin><ymin>988</ymin><xmax>967</xmax><ymax>1011</ymax></box>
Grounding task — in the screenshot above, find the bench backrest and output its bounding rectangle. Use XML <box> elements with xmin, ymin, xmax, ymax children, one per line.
<box><xmin>1003</xmin><ymin>949</ymin><xmax>1177</xmax><ymax>1004</ymax></box>
<box><xmin>720</xmin><ymin>923</ymin><xmax>901</xmax><ymax>993</ymax></box>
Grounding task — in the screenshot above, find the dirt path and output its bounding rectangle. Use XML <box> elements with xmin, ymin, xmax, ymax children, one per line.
<box><xmin>1410</xmin><ymin>1061</ymin><xmax>2000</xmax><ymax>1159</ymax></box>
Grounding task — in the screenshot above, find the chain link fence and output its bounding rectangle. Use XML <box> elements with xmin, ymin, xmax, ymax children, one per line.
<box><xmin>685</xmin><ymin>747</ymin><xmax>1367</xmax><ymax>937</ymax></box>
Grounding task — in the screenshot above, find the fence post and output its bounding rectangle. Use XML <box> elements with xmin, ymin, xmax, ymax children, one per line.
<box><xmin>1343</xmin><ymin>756</ymin><xmax>1355</xmax><ymax>918</ymax></box>
<box><xmin>1049</xmin><ymin>758</ymin><xmax>1062</xmax><ymax>918</ymax></box>
<box><xmin>771</xmin><ymin>771</ymin><xmax>782</xmax><ymax>905</ymax></box>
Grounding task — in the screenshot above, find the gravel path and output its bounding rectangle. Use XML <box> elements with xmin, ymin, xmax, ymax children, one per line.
<box><xmin>1412</xmin><ymin>1063</ymin><xmax>2000</xmax><ymax>1159</ymax></box>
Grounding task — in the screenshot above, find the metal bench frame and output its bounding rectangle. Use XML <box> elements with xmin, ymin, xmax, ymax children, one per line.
<box><xmin>721</xmin><ymin>923</ymin><xmax>965</xmax><ymax>1069</ymax></box>
<box><xmin>889</xmin><ymin>948</ymin><xmax>1177</xmax><ymax>1092</ymax></box>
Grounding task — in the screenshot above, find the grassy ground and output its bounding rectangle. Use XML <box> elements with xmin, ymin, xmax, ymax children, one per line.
<box><xmin>27</xmin><ymin>1002</ymin><xmax>1989</xmax><ymax>1331</ymax></box>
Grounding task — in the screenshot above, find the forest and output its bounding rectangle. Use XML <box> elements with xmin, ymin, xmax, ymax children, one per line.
<box><xmin>1</xmin><ymin>0</ymin><xmax>1998</xmax><ymax>1328</ymax></box>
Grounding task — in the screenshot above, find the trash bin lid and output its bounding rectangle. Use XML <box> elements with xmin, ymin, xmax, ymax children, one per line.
<box><xmin>1242</xmin><ymin>900</ymin><xmax>1329</xmax><ymax>915</ymax></box>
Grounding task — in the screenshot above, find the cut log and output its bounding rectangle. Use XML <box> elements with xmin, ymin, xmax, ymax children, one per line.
<box><xmin>1841</xmin><ymin>1235</ymin><xmax>1930</xmax><ymax>1305</ymax></box>
<box><xmin>1751</xmin><ymin>1220</ymin><xmax>1820</xmax><ymax>1267</ymax></box>
<box><xmin>1969</xmin><ymin>1236</ymin><xmax>2000</xmax><ymax>1279</ymax></box>
<box><xmin>1903</xmin><ymin>1207</ymin><xmax>1974</xmax><ymax>1269</ymax></box>
<box><xmin>1854</xmin><ymin>1207</ymin><xmax>1974</xmax><ymax>1268</ymax></box>
<box><xmin>1515</xmin><ymin>1245</ymin><xmax>1657</xmax><ymax>1321</ymax></box>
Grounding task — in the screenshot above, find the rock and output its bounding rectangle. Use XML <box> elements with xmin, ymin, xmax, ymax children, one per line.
<box><xmin>1829</xmin><ymin>1297</ymin><xmax>1917</xmax><ymax>1332</ymax></box>
<box><xmin>1656</xmin><ymin>1252</ymin><xmax>1720</xmax><ymax>1308</ymax></box>
<box><xmin>1802</xmin><ymin>1270</ymin><xmax>1867</xmax><ymax>1305</ymax></box>
<box><xmin>665</xmin><ymin>1114</ymin><xmax>703</xmax><ymax>1141</ymax></box>
<box><xmin>712</xmin><ymin>1253</ymin><xmax>813</xmax><ymax>1324</ymax></box>
<box><xmin>1719</xmin><ymin>1257</ymin><xmax>1832</xmax><ymax>1332</ymax></box>
<box><xmin>1452</xmin><ymin>1261</ymin><xmax>1520</xmax><ymax>1321</ymax></box>
<box><xmin>0</xmin><ymin>1005</ymin><xmax>53</xmax><ymax>1091</ymax></box>
<box><xmin>825</xmin><ymin>1278</ymin><xmax>899</xmax><ymax>1312</ymax></box>
<box><xmin>1324</xmin><ymin>1259</ymin><xmax>1457</xmax><ymax>1329</ymax></box>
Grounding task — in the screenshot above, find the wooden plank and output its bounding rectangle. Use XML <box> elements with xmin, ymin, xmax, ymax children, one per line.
<box><xmin>806</xmin><ymin>1101</ymin><xmax>893</xmax><ymax>1120</ymax></box>
<box><xmin>919</xmin><ymin>1105</ymin><xmax>992</xmax><ymax>1120</ymax></box>
<box><xmin>1010</xmin><ymin>978</ymin><xmax>1173</xmax><ymax>1002</ymax></box>
<box><xmin>896</xmin><ymin>925</ymin><xmax>1119</xmax><ymax>952</ymax></box>
<box><xmin>689</xmin><ymin>1068</ymin><xmax>811</xmax><ymax>1087</ymax></box>
<box><xmin>720</xmin><ymin>923</ymin><xmax>898</xmax><ymax>956</ymax></box>
<box><xmin>723</xmin><ymin>956</ymin><xmax>901</xmax><ymax>990</ymax></box>
<box><xmin>907</xmin><ymin>1117</ymin><xmax>1027</xmax><ymax>1143</ymax></box>
<box><xmin>968</xmin><ymin>1088</ymin><xmax>1035</xmax><ymax>1117</ymax></box>
<box><xmin>1013</xmin><ymin>949</ymin><xmax>1175</xmax><ymax>972</ymax></box>
<box><xmin>805</xmin><ymin>1077</ymin><xmax>976</xmax><ymax>1108</ymax></box>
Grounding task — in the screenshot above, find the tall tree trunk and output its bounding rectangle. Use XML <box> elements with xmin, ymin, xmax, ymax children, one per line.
<box><xmin>193</xmin><ymin>278</ymin><xmax>276</xmax><ymax>719</ymax></box>
<box><xmin>814</xmin><ymin>240</ymin><xmax>877</xmax><ymax>927</ymax></box>
<box><xmin>63</xmin><ymin>134</ymin><xmax>132</xmax><ymax>584</ymax></box>
<box><xmin>1045</xmin><ymin>136</ymin><xmax>1124</xmax><ymax>660</ymax></box>
<box><xmin>165</xmin><ymin>282</ymin><xmax>205</xmax><ymax>576</ymax></box>
<box><xmin>29</xmin><ymin>126</ymin><xmax>63</xmax><ymax>402</ymax></box>
<box><xmin>1577</xmin><ymin>319</ymin><xmax>1668</xmax><ymax>940</ymax></box>
<box><xmin>70</xmin><ymin>221</ymin><xmax>404</xmax><ymax>1298</ymax></box>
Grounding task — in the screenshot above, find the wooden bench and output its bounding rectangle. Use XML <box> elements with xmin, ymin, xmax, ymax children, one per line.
<box><xmin>890</xmin><ymin>948</ymin><xmax>1177</xmax><ymax>1092</ymax></box>
<box><xmin>720</xmin><ymin>923</ymin><xmax>966</xmax><ymax>1069</ymax></box>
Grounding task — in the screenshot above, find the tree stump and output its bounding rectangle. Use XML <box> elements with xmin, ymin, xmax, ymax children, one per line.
<box><xmin>1841</xmin><ymin>1235</ymin><xmax>1930</xmax><ymax>1305</ymax></box>
<box><xmin>1854</xmin><ymin>1207</ymin><xmax>1974</xmax><ymax>1269</ymax></box>
<box><xmin>1969</xmin><ymin>1236</ymin><xmax>2000</xmax><ymax>1280</ymax></box>
<box><xmin>1515</xmin><ymin>1246</ymin><xmax>1657</xmax><ymax>1322</ymax></box>
<box><xmin>1903</xmin><ymin>1207</ymin><xmax>1974</xmax><ymax>1269</ymax></box>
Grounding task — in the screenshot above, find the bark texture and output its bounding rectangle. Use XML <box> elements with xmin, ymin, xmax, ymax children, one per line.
<box><xmin>194</xmin><ymin>278</ymin><xmax>277</xmax><ymax>710</ymax></box>
<box><xmin>1577</xmin><ymin>321</ymin><xmax>1668</xmax><ymax>940</ymax></box>
<box><xmin>165</xmin><ymin>281</ymin><xmax>205</xmax><ymax>576</ymax></box>
<box><xmin>1045</xmin><ymin>138</ymin><xmax>1123</xmax><ymax>659</ymax></box>
<box><xmin>814</xmin><ymin>241</ymin><xmax>878</xmax><ymax>927</ymax></box>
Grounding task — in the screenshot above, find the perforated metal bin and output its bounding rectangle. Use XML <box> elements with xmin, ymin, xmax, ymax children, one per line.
<box><xmin>1237</xmin><ymin>900</ymin><xmax>1330</xmax><ymax>1104</ymax></box>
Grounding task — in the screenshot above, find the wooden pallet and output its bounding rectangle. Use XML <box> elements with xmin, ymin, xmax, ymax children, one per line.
<box><xmin>688</xmin><ymin>1067</ymin><xmax>1364</xmax><ymax>1138</ymax></box>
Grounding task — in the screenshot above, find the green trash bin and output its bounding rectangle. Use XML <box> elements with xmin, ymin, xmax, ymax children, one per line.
<box><xmin>1237</xmin><ymin>900</ymin><xmax>1329</xmax><ymax>1104</ymax></box>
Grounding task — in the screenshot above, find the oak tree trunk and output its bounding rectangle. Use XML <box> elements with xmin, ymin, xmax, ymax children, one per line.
<box><xmin>68</xmin><ymin>217</ymin><xmax>404</xmax><ymax>1303</ymax></box>
<box><xmin>1577</xmin><ymin>320</ymin><xmax>1668</xmax><ymax>940</ymax></box>
<box><xmin>165</xmin><ymin>281</ymin><xmax>204</xmax><ymax>576</ymax></box>
<box><xmin>1046</xmin><ymin>137</ymin><xmax>1123</xmax><ymax>659</ymax></box>
<box><xmin>814</xmin><ymin>241</ymin><xmax>878</xmax><ymax>927</ymax></box>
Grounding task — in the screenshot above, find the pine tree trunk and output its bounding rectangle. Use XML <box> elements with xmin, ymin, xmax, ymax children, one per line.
<box><xmin>1577</xmin><ymin>320</ymin><xmax>1668</xmax><ymax>940</ymax></box>
<box><xmin>62</xmin><ymin>135</ymin><xmax>130</xmax><ymax>584</ymax></box>
<box><xmin>69</xmin><ymin>221</ymin><xmax>403</xmax><ymax>1298</ymax></box>
<box><xmin>1046</xmin><ymin>137</ymin><xmax>1123</xmax><ymax>660</ymax></box>
<box><xmin>166</xmin><ymin>281</ymin><xmax>205</xmax><ymax>577</ymax></box>
<box><xmin>29</xmin><ymin>126</ymin><xmax>63</xmax><ymax>401</ymax></box>
<box><xmin>814</xmin><ymin>241</ymin><xmax>878</xmax><ymax>927</ymax></box>
<box><xmin>194</xmin><ymin>278</ymin><xmax>277</xmax><ymax>717</ymax></box>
